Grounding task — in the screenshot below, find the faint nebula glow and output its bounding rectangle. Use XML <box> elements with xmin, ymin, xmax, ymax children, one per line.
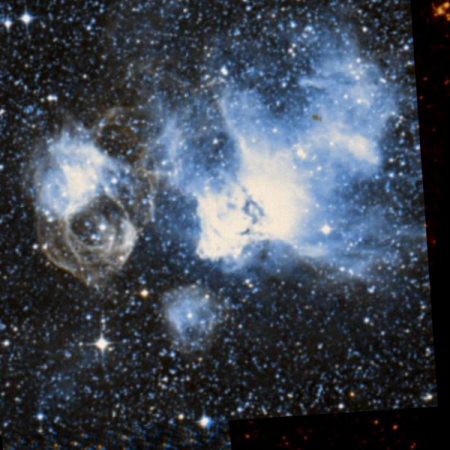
<box><xmin>162</xmin><ymin>285</ymin><xmax>220</xmax><ymax>352</ymax></box>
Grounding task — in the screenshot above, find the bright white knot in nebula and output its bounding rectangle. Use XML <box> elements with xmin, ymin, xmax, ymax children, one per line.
<box><xmin>163</xmin><ymin>285</ymin><xmax>219</xmax><ymax>352</ymax></box>
<box><xmin>196</xmin><ymin>132</ymin><xmax>312</xmax><ymax>261</ymax></box>
<box><xmin>34</xmin><ymin>130</ymin><xmax>152</xmax><ymax>285</ymax></box>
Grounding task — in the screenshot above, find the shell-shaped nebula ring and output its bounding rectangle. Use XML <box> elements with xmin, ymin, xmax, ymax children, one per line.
<box><xmin>33</xmin><ymin>131</ymin><xmax>153</xmax><ymax>286</ymax></box>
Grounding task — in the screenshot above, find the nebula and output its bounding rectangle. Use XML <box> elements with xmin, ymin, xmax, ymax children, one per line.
<box><xmin>163</xmin><ymin>285</ymin><xmax>220</xmax><ymax>353</ymax></box>
<box><xmin>33</xmin><ymin>128</ymin><xmax>153</xmax><ymax>285</ymax></box>
<box><xmin>156</xmin><ymin>48</ymin><xmax>395</xmax><ymax>271</ymax></box>
<box><xmin>2</xmin><ymin>1</ymin><xmax>434</xmax><ymax>437</ymax></box>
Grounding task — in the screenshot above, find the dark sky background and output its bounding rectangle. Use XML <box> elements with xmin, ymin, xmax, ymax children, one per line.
<box><xmin>0</xmin><ymin>0</ymin><xmax>446</xmax><ymax>448</ymax></box>
<box><xmin>229</xmin><ymin>408</ymin><xmax>420</xmax><ymax>449</ymax></box>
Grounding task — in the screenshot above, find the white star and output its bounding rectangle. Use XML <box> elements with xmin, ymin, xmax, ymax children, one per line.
<box><xmin>20</xmin><ymin>12</ymin><xmax>32</xmax><ymax>25</ymax></box>
<box><xmin>95</xmin><ymin>336</ymin><xmax>109</xmax><ymax>352</ymax></box>
<box><xmin>320</xmin><ymin>224</ymin><xmax>332</xmax><ymax>235</ymax></box>
<box><xmin>4</xmin><ymin>19</ymin><xmax>12</xmax><ymax>30</ymax></box>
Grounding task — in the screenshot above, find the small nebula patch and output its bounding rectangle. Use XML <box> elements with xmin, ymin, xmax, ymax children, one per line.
<box><xmin>162</xmin><ymin>285</ymin><xmax>220</xmax><ymax>353</ymax></box>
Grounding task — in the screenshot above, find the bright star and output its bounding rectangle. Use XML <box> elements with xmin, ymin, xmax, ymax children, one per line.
<box><xmin>20</xmin><ymin>12</ymin><xmax>32</xmax><ymax>25</ymax></box>
<box><xmin>199</xmin><ymin>415</ymin><xmax>212</xmax><ymax>428</ymax></box>
<box><xmin>95</xmin><ymin>336</ymin><xmax>109</xmax><ymax>352</ymax></box>
<box><xmin>4</xmin><ymin>19</ymin><xmax>12</xmax><ymax>30</ymax></box>
<box><xmin>321</xmin><ymin>224</ymin><xmax>332</xmax><ymax>235</ymax></box>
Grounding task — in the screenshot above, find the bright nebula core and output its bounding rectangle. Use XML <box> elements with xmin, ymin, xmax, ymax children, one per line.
<box><xmin>0</xmin><ymin>0</ymin><xmax>436</xmax><ymax>446</ymax></box>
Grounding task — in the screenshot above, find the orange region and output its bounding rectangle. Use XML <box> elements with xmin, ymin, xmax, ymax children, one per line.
<box><xmin>433</xmin><ymin>2</ymin><xmax>450</xmax><ymax>20</ymax></box>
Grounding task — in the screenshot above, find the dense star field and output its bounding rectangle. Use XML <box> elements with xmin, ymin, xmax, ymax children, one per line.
<box><xmin>0</xmin><ymin>0</ymin><xmax>436</xmax><ymax>446</ymax></box>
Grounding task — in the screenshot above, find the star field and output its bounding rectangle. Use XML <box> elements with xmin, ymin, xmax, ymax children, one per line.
<box><xmin>0</xmin><ymin>0</ymin><xmax>436</xmax><ymax>447</ymax></box>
